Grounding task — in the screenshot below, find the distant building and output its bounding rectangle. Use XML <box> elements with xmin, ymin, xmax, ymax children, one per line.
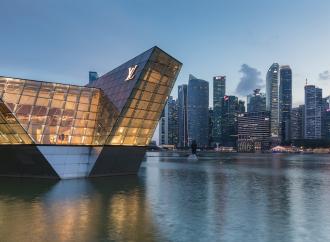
<box><xmin>159</xmin><ymin>108</ymin><xmax>168</xmax><ymax>146</ymax></box>
<box><xmin>247</xmin><ymin>89</ymin><xmax>266</xmax><ymax>113</ymax></box>
<box><xmin>304</xmin><ymin>84</ymin><xmax>322</xmax><ymax>139</ymax></box>
<box><xmin>187</xmin><ymin>75</ymin><xmax>209</xmax><ymax>147</ymax></box>
<box><xmin>221</xmin><ymin>95</ymin><xmax>238</xmax><ymax>147</ymax></box>
<box><xmin>238</xmin><ymin>100</ymin><xmax>246</xmax><ymax>113</ymax></box>
<box><xmin>159</xmin><ymin>96</ymin><xmax>178</xmax><ymax>146</ymax></box>
<box><xmin>279</xmin><ymin>65</ymin><xmax>292</xmax><ymax>143</ymax></box>
<box><xmin>213</xmin><ymin>76</ymin><xmax>226</xmax><ymax>144</ymax></box>
<box><xmin>168</xmin><ymin>97</ymin><xmax>179</xmax><ymax>146</ymax></box>
<box><xmin>178</xmin><ymin>84</ymin><xmax>188</xmax><ymax>147</ymax></box>
<box><xmin>237</xmin><ymin>111</ymin><xmax>271</xmax><ymax>152</ymax></box>
<box><xmin>266</xmin><ymin>63</ymin><xmax>280</xmax><ymax>145</ymax></box>
<box><xmin>89</xmin><ymin>71</ymin><xmax>99</xmax><ymax>84</ymax></box>
<box><xmin>322</xmin><ymin>96</ymin><xmax>330</xmax><ymax>140</ymax></box>
<box><xmin>208</xmin><ymin>108</ymin><xmax>214</xmax><ymax>147</ymax></box>
<box><xmin>291</xmin><ymin>105</ymin><xmax>304</xmax><ymax>140</ymax></box>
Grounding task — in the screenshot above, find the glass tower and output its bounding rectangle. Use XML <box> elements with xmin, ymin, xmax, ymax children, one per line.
<box><xmin>304</xmin><ymin>84</ymin><xmax>322</xmax><ymax>139</ymax></box>
<box><xmin>279</xmin><ymin>65</ymin><xmax>292</xmax><ymax>143</ymax></box>
<box><xmin>178</xmin><ymin>84</ymin><xmax>188</xmax><ymax>147</ymax></box>
<box><xmin>247</xmin><ymin>89</ymin><xmax>266</xmax><ymax>113</ymax></box>
<box><xmin>187</xmin><ymin>75</ymin><xmax>209</xmax><ymax>147</ymax></box>
<box><xmin>213</xmin><ymin>76</ymin><xmax>226</xmax><ymax>144</ymax></box>
<box><xmin>266</xmin><ymin>63</ymin><xmax>280</xmax><ymax>144</ymax></box>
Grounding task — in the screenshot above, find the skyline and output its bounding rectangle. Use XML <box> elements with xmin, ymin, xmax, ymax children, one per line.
<box><xmin>1</xmin><ymin>0</ymin><xmax>330</xmax><ymax>107</ymax></box>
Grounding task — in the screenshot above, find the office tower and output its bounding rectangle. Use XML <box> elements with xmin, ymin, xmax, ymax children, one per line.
<box><xmin>168</xmin><ymin>97</ymin><xmax>179</xmax><ymax>145</ymax></box>
<box><xmin>178</xmin><ymin>84</ymin><xmax>188</xmax><ymax>147</ymax></box>
<box><xmin>322</xmin><ymin>96</ymin><xmax>330</xmax><ymax>140</ymax></box>
<box><xmin>159</xmin><ymin>96</ymin><xmax>178</xmax><ymax>146</ymax></box>
<box><xmin>89</xmin><ymin>71</ymin><xmax>98</xmax><ymax>84</ymax></box>
<box><xmin>159</xmin><ymin>105</ymin><xmax>168</xmax><ymax>146</ymax></box>
<box><xmin>187</xmin><ymin>75</ymin><xmax>209</xmax><ymax>147</ymax></box>
<box><xmin>209</xmin><ymin>108</ymin><xmax>214</xmax><ymax>147</ymax></box>
<box><xmin>279</xmin><ymin>65</ymin><xmax>292</xmax><ymax>143</ymax></box>
<box><xmin>213</xmin><ymin>76</ymin><xmax>226</xmax><ymax>144</ymax></box>
<box><xmin>247</xmin><ymin>89</ymin><xmax>266</xmax><ymax>113</ymax></box>
<box><xmin>238</xmin><ymin>100</ymin><xmax>246</xmax><ymax>113</ymax></box>
<box><xmin>291</xmin><ymin>105</ymin><xmax>304</xmax><ymax>140</ymax></box>
<box><xmin>237</xmin><ymin>111</ymin><xmax>271</xmax><ymax>152</ymax></box>
<box><xmin>266</xmin><ymin>63</ymin><xmax>280</xmax><ymax>144</ymax></box>
<box><xmin>304</xmin><ymin>84</ymin><xmax>322</xmax><ymax>139</ymax></box>
<box><xmin>221</xmin><ymin>95</ymin><xmax>239</xmax><ymax>147</ymax></box>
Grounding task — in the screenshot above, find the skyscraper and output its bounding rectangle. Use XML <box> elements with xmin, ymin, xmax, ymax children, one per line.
<box><xmin>247</xmin><ymin>89</ymin><xmax>266</xmax><ymax>113</ymax></box>
<box><xmin>237</xmin><ymin>111</ymin><xmax>271</xmax><ymax>152</ymax></box>
<box><xmin>279</xmin><ymin>65</ymin><xmax>292</xmax><ymax>143</ymax></box>
<box><xmin>322</xmin><ymin>96</ymin><xmax>330</xmax><ymax>140</ymax></box>
<box><xmin>304</xmin><ymin>84</ymin><xmax>322</xmax><ymax>139</ymax></box>
<box><xmin>159</xmin><ymin>107</ymin><xmax>168</xmax><ymax>146</ymax></box>
<box><xmin>187</xmin><ymin>75</ymin><xmax>209</xmax><ymax>147</ymax></box>
<box><xmin>213</xmin><ymin>76</ymin><xmax>226</xmax><ymax>144</ymax></box>
<box><xmin>168</xmin><ymin>97</ymin><xmax>179</xmax><ymax>146</ymax></box>
<box><xmin>266</xmin><ymin>63</ymin><xmax>280</xmax><ymax>144</ymax></box>
<box><xmin>291</xmin><ymin>105</ymin><xmax>304</xmax><ymax>140</ymax></box>
<box><xmin>221</xmin><ymin>95</ymin><xmax>239</xmax><ymax>147</ymax></box>
<box><xmin>88</xmin><ymin>71</ymin><xmax>99</xmax><ymax>84</ymax></box>
<box><xmin>159</xmin><ymin>96</ymin><xmax>178</xmax><ymax>146</ymax></box>
<box><xmin>178</xmin><ymin>84</ymin><xmax>188</xmax><ymax>147</ymax></box>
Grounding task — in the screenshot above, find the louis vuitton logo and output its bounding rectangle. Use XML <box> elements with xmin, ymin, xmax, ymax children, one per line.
<box><xmin>125</xmin><ymin>65</ymin><xmax>138</xmax><ymax>81</ymax></box>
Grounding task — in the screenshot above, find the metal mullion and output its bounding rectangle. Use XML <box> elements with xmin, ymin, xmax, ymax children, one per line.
<box><xmin>69</xmin><ymin>87</ymin><xmax>83</xmax><ymax>144</ymax></box>
<box><xmin>25</xmin><ymin>82</ymin><xmax>41</xmax><ymax>137</ymax></box>
<box><xmin>40</xmin><ymin>83</ymin><xmax>57</xmax><ymax>144</ymax></box>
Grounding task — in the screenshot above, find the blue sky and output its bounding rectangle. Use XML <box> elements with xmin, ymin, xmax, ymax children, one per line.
<box><xmin>1</xmin><ymin>0</ymin><xmax>330</xmax><ymax>107</ymax></box>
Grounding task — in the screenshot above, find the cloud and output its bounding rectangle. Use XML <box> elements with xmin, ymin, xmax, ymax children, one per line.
<box><xmin>319</xmin><ymin>70</ymin><xmax>330</xmax><ymax>81</ymax></box>
<box><xmin>236</xmin><ymin>64</ymin><xmax>264</xmax><ymax>96</ymax></box>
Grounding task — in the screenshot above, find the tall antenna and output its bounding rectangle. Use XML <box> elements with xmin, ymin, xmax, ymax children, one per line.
<box><xmin>305</xmin><ymin>78</ymin><xmax>308</xmax><ymax>85</ymax></box>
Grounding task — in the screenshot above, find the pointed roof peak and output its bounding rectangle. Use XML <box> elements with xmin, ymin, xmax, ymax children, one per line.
<box><xmin>189</xmin><ymin>74</ymin><xmax>198</xmax><ymax>81</ymax></box>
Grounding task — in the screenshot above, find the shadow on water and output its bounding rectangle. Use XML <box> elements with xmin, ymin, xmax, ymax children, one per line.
<box><xmin>0</xmin><ymin>176</ymin><xmax>162</xmax><ymax>242</ymax></box>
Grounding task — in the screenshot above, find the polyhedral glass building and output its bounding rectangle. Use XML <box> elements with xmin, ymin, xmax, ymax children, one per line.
<box><xmin>0</xmin><ymin>46</ymin><xmax>182</xmax><ymax>179</ymax></box>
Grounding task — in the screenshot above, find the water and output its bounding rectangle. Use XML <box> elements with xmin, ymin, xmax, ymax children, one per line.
<box><xmin>1</xmin><ymin>152</ymin><xmax>330</xmax><ymax>242</ymax></box>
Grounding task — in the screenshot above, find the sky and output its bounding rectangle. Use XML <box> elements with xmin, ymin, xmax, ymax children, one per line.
<box><xmin>1</xmin><ymin>0</ymin><xmax>330</xmax><ymax>141</ymax></box>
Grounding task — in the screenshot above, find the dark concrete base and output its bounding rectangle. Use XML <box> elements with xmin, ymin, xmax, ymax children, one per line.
<box><xmin>0</xmin><ymin>145</ymin><xmax>147</xmax><ymax>179</ymax></box>
<box><xmin>89</xmin><ymin>146</ymin><xmax>147</xmax><ymax>177</ymax></box>
<box><xmin>0</xmin><ymin>145</ymin><xmax>60</xmax><ymax>179</ymax></box>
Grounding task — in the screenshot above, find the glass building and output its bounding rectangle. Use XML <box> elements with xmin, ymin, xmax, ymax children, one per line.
<box><xmin>237</xmin><ymin>111</ymin><xmax>271</xmax><ymax>152</ymax></box>
<box><xmin>213</xmin><ymin>76</ymin><xmax>226</xmax><ymax>144</ymax></box>
<box><xmin>177</xmin><ymin>84</ymin><xmax>188</xmax><ymax>147</ymax></box>
<box><xmin>266</xmin><ymin>63</ymin><xmax>280</xmax><ymax>145</ymax></box>
<box><xmin>221</xmin><ymin>95</ymin><xmax>239</xmax><ymax>147</ymax></box>
<box><xmin>291</xmin><ymin>105</ymin><xmax>304</xmax><ymax>140</ymax></box>
<box><xmin>187</xmin><ymin>75</ymin><xmax>209</xmax><ymax>147</ymax></box>
<box><xmin>0</xmin><ymin>46</ymin><xmax>182</xmax><ymax>179</ymax></box>
<box><xmin>304</xmin><ymin>84</ymin><xmax>322</xmax><ymax>139</ymax></box>
<box><xmin>247</xmin><ymin>89</ymin><xmax>266</xmax><ymax>113</ymax></box>
<box><xmin>279</xmin><ymin>65</ymin><xmax>292</xmax><ymax>143</ymax></box>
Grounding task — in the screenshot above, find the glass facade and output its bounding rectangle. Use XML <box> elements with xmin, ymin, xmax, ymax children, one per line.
<box><xmin>0</xmin><ymin>47</ymin><xmax>181</xmax><ymax>147</ymax></box>
<box><xmin>104</xmin><ymin>48</ymin><xmax>181</xmax><ymax>146</ymax></box>
<box><xmin>0</xmin><ymin>98</ymin><xmax>33</xmax><ymax>144</ymax></box>
<box><xmin>0</xmin><ymin>77</ymin><xmax>117</xmax><ymax>145</ymax></box>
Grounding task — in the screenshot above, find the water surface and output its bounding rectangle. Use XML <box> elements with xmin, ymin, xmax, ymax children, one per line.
<box><xmin>1</xmin><ymin>152</ymin><xmax>330</xmax><ymax>242</ymax></box>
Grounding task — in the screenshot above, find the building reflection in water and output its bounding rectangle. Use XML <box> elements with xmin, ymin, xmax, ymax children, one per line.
<box><xmin>0</xmin><ymin>177</ymin><xmax>161</xmax><ymax>242</ymax></box>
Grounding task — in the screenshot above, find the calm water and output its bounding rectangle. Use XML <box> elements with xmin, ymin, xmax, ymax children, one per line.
<box><xmin>1</xmin><ymin>152</ymin><xmax>330</xmax><ymax>242</ymax></box>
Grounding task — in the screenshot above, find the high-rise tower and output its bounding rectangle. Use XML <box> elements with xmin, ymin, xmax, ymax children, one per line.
<box><xmin>266</xmin><ymin>63</ymin><xmax>280</xmax><ymax>145</ymax></box>
<box><xmin>178</xmin><ymin>84</ymin><xmax>188</xmax><ymax>147</ymax></box>
<box><xmin>187</xmin><ymin>75</ymin><xmax>209</xmax><ymax>147</ymax></box>
<box><xmin>213</xmin><ymin>76</ymin><xmax>226</xmax><ymax>144</ymax></box>
<box><xmin>304</xmin><ymin>84</ymin><xmax>322</xmax><ymax>139</ymax></box>
<box><xmin>279</xmin><ymin>65</ymin><xmax>292</xmax><ymax>143</ymax></box>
